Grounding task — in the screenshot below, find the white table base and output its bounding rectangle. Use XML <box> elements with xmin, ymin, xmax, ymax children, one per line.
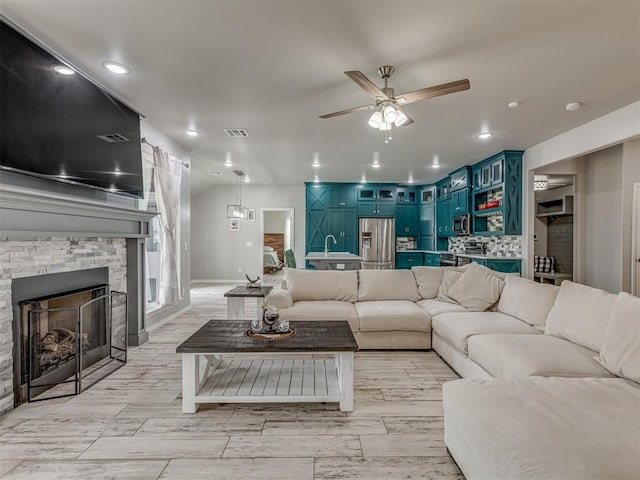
<box><xmin>226</xmin><ymin>297</ymin><xmax>263</xmax><ymax>320</ymax></box>
<box><xmin>181</xmin><ymin>352</ymin><xmax>354</xmax><ymax>413</ymax></box>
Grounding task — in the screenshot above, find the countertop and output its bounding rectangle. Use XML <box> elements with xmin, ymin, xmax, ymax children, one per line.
<box><xmin>397</xmin><ymin>250</ymin><xmax>522</xmax><ymax>260</ymax></box>
<box><xmin>305</xmin><ymin>252</ymin><xmax>363</xmax><ymax>260</ymax></box>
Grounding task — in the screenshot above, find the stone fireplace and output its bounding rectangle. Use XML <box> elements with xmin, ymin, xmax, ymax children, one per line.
<box><xmin>0</xmin><ymin>184</ymin><xmax>154</xmax><ymax>414</ymax></box>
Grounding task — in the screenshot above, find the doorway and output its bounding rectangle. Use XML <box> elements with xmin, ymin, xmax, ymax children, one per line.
<box><xmin>633</xmin><ymin>183</ymin><xmax>640</xmax><ymax>297</ymax></box>
<box><xmin>261</xmin><ymin>208</ymin><xmax>295</xmax><ymax>275</ymax></box>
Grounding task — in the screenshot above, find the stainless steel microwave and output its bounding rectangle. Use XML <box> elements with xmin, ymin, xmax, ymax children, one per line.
<box><xmin>453</xmin><ymin>214</ymin><xmax>471</xmax><ymax>235</ymax></box>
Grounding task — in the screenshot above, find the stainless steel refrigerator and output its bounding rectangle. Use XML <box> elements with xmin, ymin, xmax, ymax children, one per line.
<box><xmin>359</xmin><ymin>218</ymin><xmax>395</xmax><ymax>269</ymax></box>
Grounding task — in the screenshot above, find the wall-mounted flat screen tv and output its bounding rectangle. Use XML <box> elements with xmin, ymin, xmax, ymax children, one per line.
<box><xmin>0</xmin><ymin>20</ymin><xmax>144</xmax><ymax>198</ymax></box>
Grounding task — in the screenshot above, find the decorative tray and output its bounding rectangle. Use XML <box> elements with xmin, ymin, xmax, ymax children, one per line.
<box><xmin>246</xmin><ymin>327</ymin><xmax>296</xmax><ymax>341</ymax></box>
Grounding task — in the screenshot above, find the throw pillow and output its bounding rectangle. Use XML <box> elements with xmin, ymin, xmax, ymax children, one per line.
<box><xmin>447</xmin><ymin>262</ymin><xmax>505</xmax><ymax>312</ymax></box>
<box><xmin>544</xmin><ymin>281</ymin><xmax>617</xmax><ymax>352</ymax></box>
<box><xmin>411</xmin><ymin>266</ymin><xmax>446</xmax><ymax>299</ymax></box>
<box><xmin>358</xmin><ymin>269</ymin><xmax>421</xmax><ymax>302</ymax></box>
<box><xmin>436</xmin><ymin>269</ymin><xmax>464</xmax><ymax>304</ymax></box>
<box><xmin>498</xmin><ymin>275</ymin><xmax>560</xmax><ymax>331</ymax></box>
<box><xmin>597</xmin><ymin>292</ymin><xmax>640</xmax><ymax>382</ymax></box>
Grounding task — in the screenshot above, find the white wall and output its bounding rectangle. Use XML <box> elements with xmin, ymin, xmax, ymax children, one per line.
<box><xmin>264</xmin><ymin>210</ymin><xmax>290</xmax><ymax>233</ymax></box>
<box><xmin>140</xmin><ymin>121</ymin><xmax>192</xmax><ymax>326</ymax></box>
<box><xmin>191</xmin><ymin>186</ymin><xmax>305</xmax><ymax>281</ymax></box>
<box><xmin>583</xmin><ymin>146</ymin><xmax>623</xmax><ymax>292</ymax></box>
<box><xmin>523</xmin><ymin>101</ymin><xmax>640</xmax><ymax>292</ymax></box>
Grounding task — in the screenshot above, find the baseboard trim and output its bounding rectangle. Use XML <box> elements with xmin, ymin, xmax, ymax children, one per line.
<box><xmin>190</xmin><ymin>278</ymin><xmax>245</xmax><ymax>284</ymax></box>
<box><xmin>146</xmin><ymin>304</ymin><xmax>193</xmax><ymax>333</ymax></box>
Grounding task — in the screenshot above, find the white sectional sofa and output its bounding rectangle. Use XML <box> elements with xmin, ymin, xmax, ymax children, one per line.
<box><xmin>267</xmin><ymin>264</ymin><xmax>640</xmax><ymax>480</ymax></box>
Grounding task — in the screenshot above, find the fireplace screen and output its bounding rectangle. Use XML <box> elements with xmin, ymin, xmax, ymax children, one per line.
<box><xmin>18</xmin><ymin>286</ymin><xmax>127</xmax><ymax>403</ymax></box>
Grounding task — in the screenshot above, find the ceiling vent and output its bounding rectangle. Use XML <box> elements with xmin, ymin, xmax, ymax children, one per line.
<box><xmin>224</xmin><ymin>129</ymin><xmax>250</xmax><ymax>138</ymax></box>
<box><xmin>97</xmin><ymin>133</ymin><xmax>130</xmax><ymax>143</ymax></box>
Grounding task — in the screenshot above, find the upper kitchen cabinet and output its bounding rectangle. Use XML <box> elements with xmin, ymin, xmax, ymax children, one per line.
<box><xmin>436</xmin><ymin>177</ymin><xmax>451</xmax><ymax>201</ymax></box>
<box><xmin>397</xmin><ymin>186</ymin><xmax>418</xmax><ymax>204</ymax></box>
<box><xmin>471</xmin><ymin>151</ymin><xmax>523</xmax><ymax>236</ymax></box>
<box><xmin>357</xmin><ymin>184</ymin><xmax>396</xmax><ymax>217</ymax></box>
<box><xmin>420</xmin><ymin>185</ymin><xmax>436</xmax><ymax>204</ymax></box>
<box><xmin>307</xmin><ymin>183</ymin><xmax>356</xmax><ymax>209</ymax></box>
<box><xmin>449</xmin><ymin>166</ymin><xmax>472</xmax><ymax>191</ymax></box>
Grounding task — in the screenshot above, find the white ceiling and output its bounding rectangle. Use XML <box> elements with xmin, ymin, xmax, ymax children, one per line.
<box><xmin>2</xmin><ymin>1</ymin><xmax>639</xmax><ymax>196</ymax></box>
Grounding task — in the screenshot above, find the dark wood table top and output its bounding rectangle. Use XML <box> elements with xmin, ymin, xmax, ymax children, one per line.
<box><xmin>176</xmin><ymin>320</ymin><xmax>358</xmax><ymax>354</ymax></box>
<box><xmin>224</xmin><ymin>285</ymin><xmax>273</xmax><ymax>298</ymax></box>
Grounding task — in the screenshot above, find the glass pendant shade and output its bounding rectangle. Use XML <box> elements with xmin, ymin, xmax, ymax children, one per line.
<box><xmin>368</xmin><ymin>110</ymin><xmax>383</xmax><ymax>128</ymax></box>
<box><xmin>394</xmin><ymin>110</ymin><xmax>408</xmax><ymax>126</ymax></box>
<box><xmin>379</xmin><ymin>122</ymin><xmax>392</xmax><ymax>131</ymax></box>
<box><xmin>227</xmin><ymin>204</ymin><xmax>249</xmax><ymax>219</ymax></box>
<box><xmin>382</xmin><ymin>103</ymin><xmax>398</xmax><ymax>123</ymax></box>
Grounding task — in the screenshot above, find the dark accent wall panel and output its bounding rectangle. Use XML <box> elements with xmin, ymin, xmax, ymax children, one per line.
<box><xmin>546</xmin><ymin>216</ymin><xmax>573</xmax><ymax>274</ymax></box>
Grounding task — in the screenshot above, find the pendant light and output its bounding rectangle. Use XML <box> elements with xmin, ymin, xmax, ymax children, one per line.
<box><xmin>227</xmin><ymin>170</ymin><xmax>249</xmax><ymax>219</ymax></box>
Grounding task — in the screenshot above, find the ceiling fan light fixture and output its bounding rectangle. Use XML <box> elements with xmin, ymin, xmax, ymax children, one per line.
<box><xmin>379</xmin><ymin>122</ymin><xmax>392</xmax><ymax>131</ymax></box>
<box><xmin>368</xmin><ymin>110</ymin><xmax>383</xmax><ymax>128</ymax></box>
<box><xmin>382</xmin><ymin>103</ymin><xmax>398</xmax><ymax>123</ymax></box>
<box><xmin>394</xmin><ymin>110</ymin><xmax>408</xmax><ymax>127</ymax></box>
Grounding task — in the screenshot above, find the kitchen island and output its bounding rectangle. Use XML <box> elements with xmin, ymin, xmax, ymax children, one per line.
<box><xmin>305</xmin><ymin>252</ymin><xmax>362</xmax><ymax>270</ymax></box>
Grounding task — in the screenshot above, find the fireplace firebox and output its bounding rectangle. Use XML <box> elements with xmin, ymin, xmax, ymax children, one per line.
<box><xmin>12</xmin><ymin>269</ymin><xmax>127</xmax><ymax>405</ymax></box>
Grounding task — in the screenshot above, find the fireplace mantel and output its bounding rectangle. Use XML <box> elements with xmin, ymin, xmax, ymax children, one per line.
<box><xmin>0</xmin><ymin>185</ymin><xmax>155</xmax><ymax>238</ymax></box>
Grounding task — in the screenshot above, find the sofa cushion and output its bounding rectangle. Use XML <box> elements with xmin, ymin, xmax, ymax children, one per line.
<box><xmin>545</xmin><ymin>281</ymin><xmax>617</xmax><ymax>352</ymax></box>
<box><xmin>468</xmin><ymin>333</ymin><xmax>616</xmax><ymax>378</ymax></box>
<box><xmin>432</xmin><ymin>312</ymin><xmax>540</xmax><ymax>353</ymax></box>
<box><xmin>284</xmin><ymin>268</ymin><xmax>358</xmax><ymax>302</ymax></box>
<box><xmin>417</xmin><ymin>299</ymin><xmax>468</xmax><ymax>317</ymax></box>
<box><xmin>443</xmin><ymin>377</ymin><xmax>640</xmax><ymax>480</ymax></box>
<box><xmin>436</xmin><ymin>269</ymin><xmax>463</xmax><ymax>304</ymax></box>
<box><xmin>278</xmin><ymin>300</ymin><xmax>360</xmax><ymax>331</ymax></box>
<box><xmin>598</xmin><ymin>292</ymin><xmax>640</xmax><ymax>382</ymax></box>
<box><xmin>355</xmin><ymin>300</ymin><xmax>430</xmax><ymax>333</ymax></box>
<box><xmin>447</xmin><ymin>262</ymin><xmax>505</xmax><ymax>312</ymax></box>
<box><xmin>357</xmin><ymin>269</ymin><xmax>420</xmax><ymax>302</ymax></box>
<box><xmin>498</xmin><ymin>275</ymin><xmax>560</xmax><ymax>331</ymax></box>
<box><xmin>411</xmin><ymin>266</ymin><xmax>446</xmax><ymax>299</ymax></box>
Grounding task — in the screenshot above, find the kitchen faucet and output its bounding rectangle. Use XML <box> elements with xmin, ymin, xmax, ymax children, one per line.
<box><xmin>324</xmin><ymin>234</ymin><xmax>337</xmax><ymax>256</ymax></box>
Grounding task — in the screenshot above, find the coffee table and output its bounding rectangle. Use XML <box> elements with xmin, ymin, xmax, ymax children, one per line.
<box><xmin>176</xmin><ymin>320</ymin><xmax>358</xmax><ymax>413</ymax></box>
<box><xmin>224</xmin><ymin>285</ymin><xmax>273</xmax><ymax>320</ymax></box>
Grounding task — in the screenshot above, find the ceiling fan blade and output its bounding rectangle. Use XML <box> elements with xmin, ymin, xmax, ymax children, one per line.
<box><xmin>345</xmin><ymin>71</ymin><xmax>389</xmax><ymax>101</ymax></box>
<box><xmin>395</xmin><ymin>105</ymin><xmax>414</xmax><ymax>127</ymax></box>
<box><xmin>319</xmin><ymin>103</ymin><xmax>376</xmax><ymax>119</ymax></box>
<box><xmin>396</xmin><ymin>79</ymin><xmax>470</xmax><ymax>105</ymax></box>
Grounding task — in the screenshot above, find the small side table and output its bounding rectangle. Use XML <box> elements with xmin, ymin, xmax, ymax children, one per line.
<box><xmin>224</xmin><ymin>285</ymin><xmax>273</xmax><ymax>320</ymax></box>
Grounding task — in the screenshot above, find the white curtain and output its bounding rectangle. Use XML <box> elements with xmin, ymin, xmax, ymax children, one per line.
<box><xmin>152</xmin><ymin>146</ymin><xmax>182</xmax><ymax>307</ymax></box>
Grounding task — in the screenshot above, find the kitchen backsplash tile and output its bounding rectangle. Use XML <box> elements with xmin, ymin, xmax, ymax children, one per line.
<box><xmin>448</xmin><ymin>235</ymin><xmax>522</xmax><ymax>257</ymax></box>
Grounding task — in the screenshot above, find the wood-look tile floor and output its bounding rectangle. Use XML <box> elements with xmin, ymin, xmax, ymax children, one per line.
<box><xmin>0</xmin><ymin>281</ymin><xmax>464</xmax><ymax>480</ymax></box>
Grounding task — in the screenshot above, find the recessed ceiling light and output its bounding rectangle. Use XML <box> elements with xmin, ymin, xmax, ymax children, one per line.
<box><xmin>224</xmin><ymin>152</ymin><xmax>233</xmax><ymax>167</ymax></box>
<box><xmin>186</xmin><ymin>130</ymin><xmax>199</xmax><ymax>137</ymax></box>
<box><xmin>313</xmin><ymin>175</ymin><xmax>320</xmax><ymax>183</ymax></box>
<box><xmin>244</xmin><ymin>176</ymin><xmax>251</xmax><ymax>183</ymax></box>
<box><xmin>565</xmin><ymin>102</ymin><xmax>581</xmax><ymax>111</ymax></box>
<box><xmin>112</xmin><ymin>169</ymin><xmax>122</xmax><ymax>176</ymax></box>
<box><xmin>477</xmin><ymin>132</ymin><xmax>493</xmax><ymax>140</ymax></box>
<box><xmin>407</xmin><ymin>176</ymin><xmax>414</xmax><ymax>184</ymax></box>
<box><xmin>102</xmin><ymin>61</ymin><xmax>130</xmax><ymax>75</ymax></box>
<box><xmin>360</xmin><ymin>175</ymin><xmax>367</xmax><ymax>184</ymax></box>
<box><xmin>54</xmin><ymin>65</ymin><xmax>75</xmax><ymax>75</ymax></box>
<box><xmin>508</xmin><ymin>101</ymin><xmax>520</xmax><ymax>109</ymax></box>
<box><xmin>372</xmin><ymin>152</ymin><xmax>381</xmax><ymax>168</ymax></box>
<box><xmin>432</xmin><ymin>155</ymin><xmax>441</xmax><ymax>169</ymax></box>
<box><xmin>372</xmin><ymin>162</ymin><xmax>381</xmax><ymax>169</ymax></box>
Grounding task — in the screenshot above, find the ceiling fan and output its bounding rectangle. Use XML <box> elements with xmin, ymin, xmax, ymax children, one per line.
<box><xmin>319</xmin><ymin>66</ymin><xmax>470</xmax><ymax>130</ymax></box>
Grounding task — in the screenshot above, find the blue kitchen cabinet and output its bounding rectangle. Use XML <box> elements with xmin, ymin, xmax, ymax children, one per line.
<box><xmin>451</xmin><ymin>188</ymin><xmax>470</xmax><ymax>216</ymax></box>
<box><xmin>471</xmin><ymin>151</ymin><xmax>523</xmax><ymax>236</ymax></box>
<box><xmin>357</xmin><ymin>184</ymin><xmax>396</xmax><ymax>217</ymax></box>
<box><xmin>396</xmin><ymin>252</ymin><xmax>423</xmax><ymax>269</ymax></box>
<box><xmin>329</xmin><ymin>184</ymin><xmax>357</xmax><ymax>208</ymax></box>
<box><xmin>436</xmin><ymin>177</ymin><xmax>451</xmax><ymax>201</ymax></box>
<box><xmin>449</xmin><ymin>166</ymin><xmax>472</xmax><ymax>191</ymax></box>
<box><xmin>306</xmin><ymin>184</ymin><xmax>331</xmax><ymax>210</ymax></box>
<box><xmin>328</xmin><ymin>209</ymin><xmax>358</xmax><ymax>253</ymax></box>
<box><xmin>397</xmin><ymin>186</ymin><xmax>418</xmax><ymax>204</ymax></box>
<box><xmin>396</xmin><ymin>204</ymin><xmax>419</xmax><ymax>236</ymax></box>
<box><xmin>419</xmin><ymin>203</ymin><xmax>435</xmax><ymax>236</ymax></box>
<box><xmin>423</xmin><ymin>252</ymin><xmax>441</xmax><ymax>266</ymax></box>
<box><xmin>420</xmin><ymin>185</ymin><xmax>436</xmax><ymax>204</ymax></box>
<box><xmin>306</xmin><ymin>208</ymin><xmax>331</xmax><ymax>252</ymax></box>
<box><xmin>471</xmin><ymin>258</ymin><xmax>521</xmax><ymax>274</ymax></box>
<box><xmin>436</xmin><ymin>198</ymin><xmax>453</xmax><ymax>237</ymax></box>
<box><xmin>419</xmin><ymin>236</ymin><xmax>436</xmax><ymax>251</ymax></box>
